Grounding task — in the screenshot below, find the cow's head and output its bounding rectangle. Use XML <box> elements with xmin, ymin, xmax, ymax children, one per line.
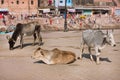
<box><xmin>31</xmin><ymin>47</ymin><xmax>46</xmax><ymax>60</ymax></box>
<box><xmin>106</xmin><ymin>30</ymin><xmax>116</xmax><ymax>47</ymax></box>
<box><xmin>6</xmin><ymin>35</ymin><xmax>15</xmax><ymax>50</ymax></box>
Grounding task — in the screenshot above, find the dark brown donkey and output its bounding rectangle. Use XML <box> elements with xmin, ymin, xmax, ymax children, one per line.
<box><xmin>6</xmin><ymin>21</ymin><xmax>43</xmax><ymax>50</ymax></box>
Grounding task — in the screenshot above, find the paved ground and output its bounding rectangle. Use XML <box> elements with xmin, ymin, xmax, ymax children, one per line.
<box><xmin>0</xmin><ymin>29</ymin><xmax>120</xmax><ymax>80</ymax></box>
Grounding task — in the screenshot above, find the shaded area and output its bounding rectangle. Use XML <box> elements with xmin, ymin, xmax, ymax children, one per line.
<box><xmin>13</xmin><ymin>42</ymin><xmax>44</xmax><ymax>50</ymax></box>
<box><xmin>34</xmin><ymin>60</ymin><xmax>46</xmax><ymax>64</ymax></box>
<box><xmin>82</xmin><ymin>53</ymin><xmax>112</xmax><ymax>63</ymax></box>
<box><xmin>33</xmin><ymin>59</ymin><xmax>76</xmax><ymax>65</ymax></box>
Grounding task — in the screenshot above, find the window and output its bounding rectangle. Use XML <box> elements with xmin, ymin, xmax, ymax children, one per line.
<box><xmin>60</xmin><ymin>0</ymin><xmax>63</xmax><ymax>3</ymax></box>
<box><xmin>38</xmin><ymin>0</ymin><xmax>40</xmax><ymax>7</ymax></box>
<box><xmin>68</xmin><ymin>0</ymin><xmax>71</xmax><ymax>3</ymax></box>
<box><xmin>31</xmin><ymin>0</ymin><xmax>34</xmax><ymax>5</ymax></box>
<box><xmin>11</xmin><ymin>2</ymin><xmax>14</xmax><ymax>4</ymax></box>
<box><xmin>16</xmin><ymin>0</ymin><xmax>19</xmax><ymax>4</ymax></box>
<box><xmin>76</xmin><ymin>0</ymin><xmax>80</xmax><ymax>5</ymax></box>
<box><xmin>1</xmin><ymin>0</ymin><xmax>4</xmax><ymax>4</ymax></box>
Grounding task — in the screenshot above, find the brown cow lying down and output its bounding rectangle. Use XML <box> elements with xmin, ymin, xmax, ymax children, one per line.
<box><xmin>31</xmin><ymin>47</ymin><xmax>76</xmax><ymax>64</ymax></box>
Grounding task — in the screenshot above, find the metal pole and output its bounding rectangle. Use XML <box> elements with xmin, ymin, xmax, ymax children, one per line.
<box><xmin>64</xmin><ymin>0</ymin><xmax>68</xmax><ymax>32</ymax></box>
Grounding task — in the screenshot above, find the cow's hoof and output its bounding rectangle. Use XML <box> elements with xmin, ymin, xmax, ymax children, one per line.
<box><xmin>77</xmin><ymin>57</ymin><xmax>82</xmax><ymax>60</ymax></box>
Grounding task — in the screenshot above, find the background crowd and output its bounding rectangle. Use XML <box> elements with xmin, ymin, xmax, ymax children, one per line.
<box><xmin>0</xmin><ymin>12</ymin><xmax>120</xmax><ymax>34</ymax></box>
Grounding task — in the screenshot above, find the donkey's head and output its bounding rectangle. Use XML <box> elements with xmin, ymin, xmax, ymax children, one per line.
<box><xmin>6</xmin><ymin>35</ymin><xmax>15</xmax><ymax>50</ymax></box>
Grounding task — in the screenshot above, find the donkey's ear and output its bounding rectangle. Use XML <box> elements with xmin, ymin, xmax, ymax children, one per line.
<box><xmin>6</xmin><ymin>35</ymin><xmax>10</xmax><ymax>40</ymax></box>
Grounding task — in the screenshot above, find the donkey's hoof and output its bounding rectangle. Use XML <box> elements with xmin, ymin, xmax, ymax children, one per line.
<box><xmin>39</xmin><ymin>42</ymin><xmax>44</xmax><ymax>46</ymax></box>
<box><xmin>20</xmin><ymin>46</ymin><xmax>23</xmax><ymax>49</ymax></box>
<box><xmin>32</xmin><ymin>44</ymin><xmax>35</xmax><ymax>46</ymax></box>
<box><xmin>96</xmin><ymin>62</ymin><xmax>101</xmax><ymax>65</ymax></box>
<box><xmin>10</xmin><ymin>48</ymin><xmax>14</xmax><ymax>50</ymax></box>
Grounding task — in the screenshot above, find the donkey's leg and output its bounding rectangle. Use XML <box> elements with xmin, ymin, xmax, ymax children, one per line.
<box><xmin>88</xmin><ymin>47</ymin><xmax>94</xmax><ymax>61</ymax></box>
<box><xmin>37</xmin><ymin>32</ymin><xmax>43</xmax><ymax>46</ymax></box>
<box><xmin>20</xmin><ymin>34</ymin><xmax>23</xmax><ymax>49</ymax></box>
<box><xmin>33</xmin><ymin>33</ymin><xmax>37</xmax><ymax>46</ymax></box>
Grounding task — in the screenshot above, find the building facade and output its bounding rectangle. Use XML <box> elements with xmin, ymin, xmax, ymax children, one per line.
<box><xmin>55</xmin><ymin>0</ymin><xmax>73</xmax><ymax>7</ymax></box>
<box><xmin>0</xmin><ymin>0</ymin><xmax>120</xmax><ymax>15</ymax></box>
<box><xmin>0</xmin><ymin>0</ymin><xmax>38</xmax><ymax>15</ymax></box>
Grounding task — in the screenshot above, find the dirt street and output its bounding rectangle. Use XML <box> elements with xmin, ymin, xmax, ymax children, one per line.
<box><xmin>0</xmin><ymin>30</ymin><xmax>120</xmax><ymax>80</ymax></box>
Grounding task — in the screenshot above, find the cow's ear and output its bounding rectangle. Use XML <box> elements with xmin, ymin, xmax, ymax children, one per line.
<box><xmin>6</xmin><ymin>35</ymin><xmax>10</xmax><ymax>40</ymax></box>
<box><xmin>40</xmin><ymin>51</ymin><xmax>44</xmax><ymax>56</ymax></box>
<box><xmin>34</xmin><ymin>47</ymin><xmax>41</xmax><ymax>54</ymax></box>
<box><xmin>37</xmin><ymin>47</ymin><xmax>41</xmax><ymax>50</ymax></box>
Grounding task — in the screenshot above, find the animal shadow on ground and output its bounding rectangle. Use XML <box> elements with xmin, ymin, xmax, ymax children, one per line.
<box><xmin>34</xmin><ymin>60</ymin><xmax>46</xmax><ymax>64</ymax></box>
<box><xmin>33</xmin><ymin>59</ymin><xmax>76</xmax><ymax>65</ymax></box>
<box><xmin>82</xmin><ymin>53</ymin><xmax>112</xmax><ymax>63</ymax></box>
<box><xmin>13</xmin><ymin>42</ymin><xmax>44</xmax><ymax>49</ymax></box>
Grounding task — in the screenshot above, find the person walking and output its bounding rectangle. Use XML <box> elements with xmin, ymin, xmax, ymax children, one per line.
<box><xmin>2</xmin><ymin>14</ymin><xmax>6</xmax><ymax>26</ymax></box>
<box><xmin>49</xmin><ymin>17</ymin><xmax>52</xmax><ymax>25</ymax></box>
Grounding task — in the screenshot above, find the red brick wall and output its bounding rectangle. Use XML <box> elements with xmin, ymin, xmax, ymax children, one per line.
<box><xmin>0</xmin><ymin>0</ymin><xmax>38</xmax><ymax>14</ymax></box>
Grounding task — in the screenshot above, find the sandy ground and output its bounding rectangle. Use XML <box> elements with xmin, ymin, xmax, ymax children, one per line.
<box><xmin>0</xmin><ymin>29</ymin><xmax>120</xmax><ymax>80</ymax></box>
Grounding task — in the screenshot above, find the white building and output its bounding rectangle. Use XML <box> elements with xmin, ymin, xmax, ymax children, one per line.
<box><xmin>55</xmin><ymin>0</ymin><xmax>73</xmax><ymax>7</ymax></box>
